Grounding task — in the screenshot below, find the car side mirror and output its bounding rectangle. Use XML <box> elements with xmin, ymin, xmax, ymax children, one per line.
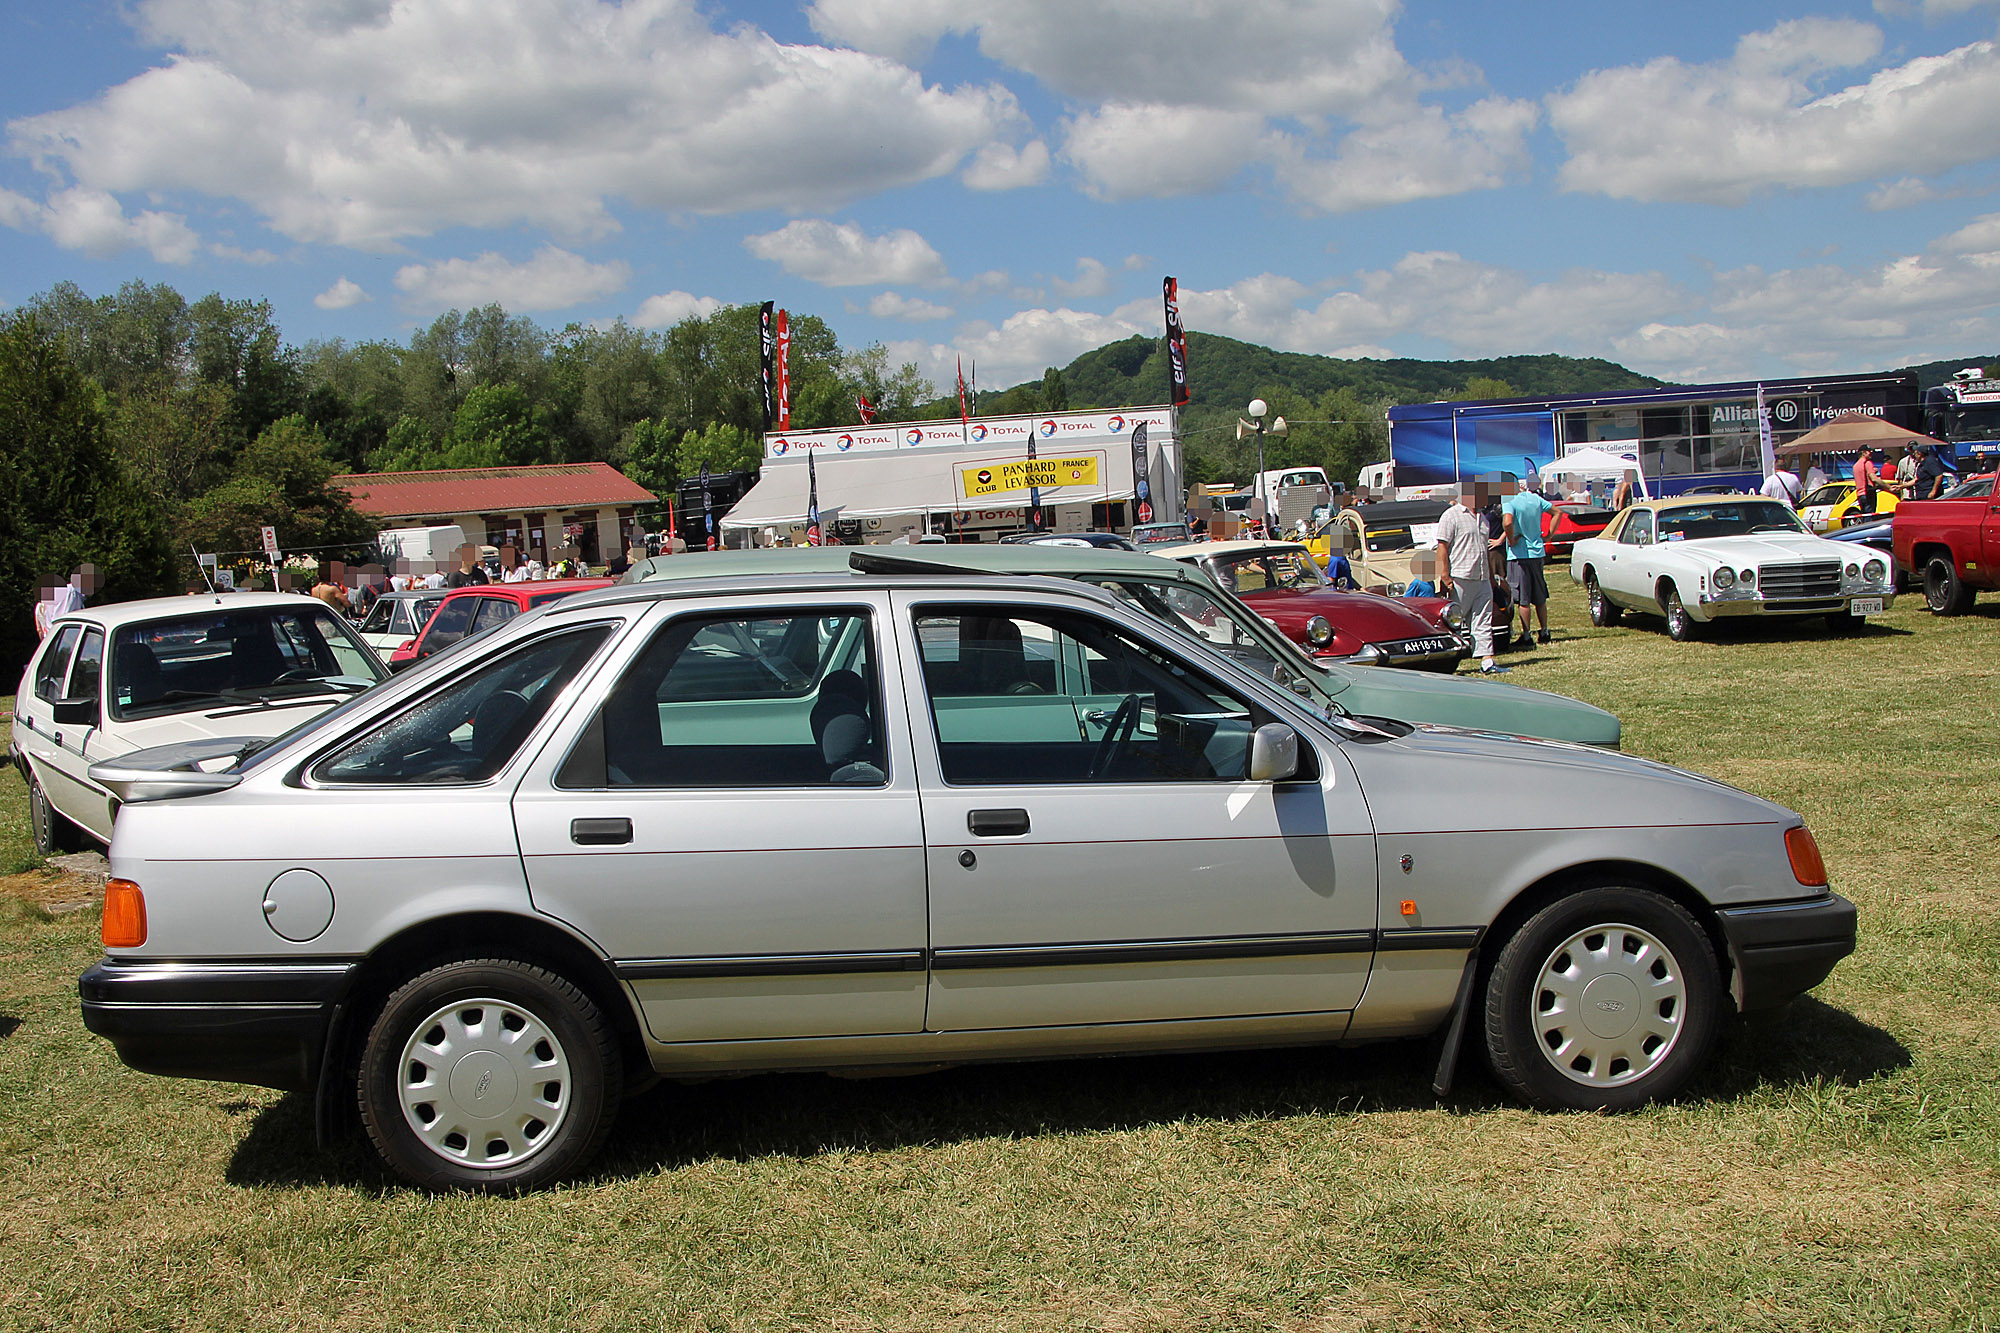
<box><xmin>52</xmin><ymin>696</ymin><xmax>97</xmax><ymax>725</ymax></box>
<box><xmin>1248</xmin><ymin>722</ymin><xmax>1300</xmax><ymax>782</ymax></box>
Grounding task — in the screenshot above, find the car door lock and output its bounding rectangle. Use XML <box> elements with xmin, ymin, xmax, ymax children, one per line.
<box><xmin>958</xmin><ymin>849</ymin><xmax>977</xmax><ymax>869</ymax></box>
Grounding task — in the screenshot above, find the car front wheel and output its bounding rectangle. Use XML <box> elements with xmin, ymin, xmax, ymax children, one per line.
<box><xmin>26</xmin><ymin>770</ymin><xmax>87</xmax><ymax>856</ymax></box>
<box><xmin>1585</xmin><ymin>574</ymin><xmax>1621</xmax><ymax>627</ymax></box>
<box><xmin>358</xmin><ymin>958</ymin><xmax>623</xmax><ymax>1192</ymax></box>
<box><xmin>1923</xmin><ymin>556</ymin><xmax>1975</xmax><ymax>615</ymax></box>
<box><xmin>1483</xmin><ymin>885</ymin><xmax>1722</xmax><ymax>1112</ymax></box>
<box><xmin>1662</xmin><ymin>586</ymin><xmax>1698</xmax><ymax>641</ymax></box>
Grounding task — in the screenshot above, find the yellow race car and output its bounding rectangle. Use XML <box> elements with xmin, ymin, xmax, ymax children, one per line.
<box><xmin>1798</xmin><ymin>481</ymin><xmax>1899</xmax><ymax>533</ymax></box>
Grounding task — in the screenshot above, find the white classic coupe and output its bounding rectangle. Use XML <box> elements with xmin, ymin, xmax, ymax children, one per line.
<box><xmin>1569</xmin><ymin>495</ymin><xmax>1895</xmax><ymax>640</ymax></box>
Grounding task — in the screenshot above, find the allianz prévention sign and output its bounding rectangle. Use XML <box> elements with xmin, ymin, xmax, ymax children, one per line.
<box><xmin>762</xmin><ymin>407</ymin><xmax>1176</xmax><ymax>461</ymax></box>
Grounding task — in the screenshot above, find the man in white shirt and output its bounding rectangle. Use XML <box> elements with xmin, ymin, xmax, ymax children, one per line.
<box><xmin>1760</xmin><ymin>463</ymin><xmax>1803</xmax><ymax>507</ymax></box>
<box><xmin>1435</xmin><ymin>482</ymin><xmax>1507</xmax><ymax>674</ymax></box>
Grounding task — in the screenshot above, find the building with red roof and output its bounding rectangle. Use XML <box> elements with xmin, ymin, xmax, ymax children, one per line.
<box><xmin>334</xmin><ymin>462</ymin><xmax>657</xmax><ymax>566</ymax></box>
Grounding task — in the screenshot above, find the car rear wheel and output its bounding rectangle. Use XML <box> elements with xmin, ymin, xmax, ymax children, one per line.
<box><xmin>1662</xmin><ymin>586</ymin><xmax>1698</xmax><ymax>641</ymax></box>
<box><xmin>1484</xmin><ymin>885</ymin><xmax>1722</xmax><ymax>1112</ymax></box>
<box><xmin>1585</xmin><ymin>574</ymin><xmax>1621</xmax><ymax>627</ymax></box>
<box><xmin>1923</xmin><ymin>556</ymin><xmax>1975</xmax><ymax>615</ymax></box>
<box><xmin>26</xmin><ymin>770</ymin><xmax>87</xmax><ymax>856</ymax></box>
<box><xmin>359</xmin><ymin>958</ymin><xmax>623</xmax><ymax>1192</ymax></box>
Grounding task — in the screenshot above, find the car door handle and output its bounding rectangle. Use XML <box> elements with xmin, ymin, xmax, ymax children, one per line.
<box><xmin>967</xmin><ymin>808</ymin><xmax>1030</xmax><ymax>837</ymax></box>
<box><xmin>570</xmin><ymin>817</ymin><xmax>632</xmax><ymax>846</ymax></box>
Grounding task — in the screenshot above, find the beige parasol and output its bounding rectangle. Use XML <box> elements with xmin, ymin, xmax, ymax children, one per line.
<box><xmin>1775</xmin><ymin>411</ymin><xmax>1946</xmax><ymax>458</ymax></box>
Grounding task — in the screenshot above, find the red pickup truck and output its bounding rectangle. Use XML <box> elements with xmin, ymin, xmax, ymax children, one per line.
<box><xmin>1893</xmin><ymin>476</ymin><xmax>2000</xmax><ymax>613</ymax></box>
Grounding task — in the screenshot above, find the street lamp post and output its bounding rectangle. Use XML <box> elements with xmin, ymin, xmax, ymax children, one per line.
<box><xmin>1237</xmin><ymin>398</ymin><xmax>1288</xmax><ymax>533</ymax></box>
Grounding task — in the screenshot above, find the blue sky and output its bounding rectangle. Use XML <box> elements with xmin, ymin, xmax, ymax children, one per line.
<box><xmin>6</xmin><ymin>0</ymin><xmax>2000</xmax><ymax>392</ymax></box>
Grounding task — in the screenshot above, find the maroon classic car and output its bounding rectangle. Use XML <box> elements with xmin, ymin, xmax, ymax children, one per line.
<box><xmin>1155</xmin><ymin>540</ymin><xmax>1468</xmax><ymax>671</ymax></box>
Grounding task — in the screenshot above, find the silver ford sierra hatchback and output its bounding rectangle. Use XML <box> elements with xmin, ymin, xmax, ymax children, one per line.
<box><xmin>82</xmin><ymin>558</ymin><xmax>1854</xmax><ymax>1191</ymax></box>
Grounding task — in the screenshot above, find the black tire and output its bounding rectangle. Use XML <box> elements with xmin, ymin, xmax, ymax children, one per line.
<box><xmin>1662</xmin><ymin>585</ymin><xmax>1699</xmax><ymax>642</ymax></box>
<box><xmin>1483</xmin><ymin>885</ymin><xmax>1722</xmax><ymax>1112</ymax></box>
<box><xmin>1585</xmin><ymin>574</ymin><xmax>1621</xmax><ymax>627</ymax></box>
<box><xmin>358</xmin><ymin>958</ymin><xmax>623</xmax><ymax>1192</ymax></box>
<box><xmin>26</xmin><ymin>769</ymin><xmax>87</xmax><ymax>856</ymax></box>
<box><xmin>1923</xmin><ymin>556</ymin><xmax>1975</xmax><ymax>616</ymax></box>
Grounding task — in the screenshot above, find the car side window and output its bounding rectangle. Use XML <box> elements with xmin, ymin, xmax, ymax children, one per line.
<box><xmin>68</xmin><ymin>629</ymin><xmax>106</xmax><ymax>709</ymax></box>
<box><xmin>917</xmin><ymin>605</ymin><xmax>1279</xmax><ymax>786</ymax></box>
<box><xmin>1619</xmin><ymin>511</ymin><xmax>1654</xmax><ymax>546</ymax></box>
<box><xmin>471</xmin><ymin>598</ymin><xmax>520</xmax><ymax>634</ymax></box>
<box><xmin>33</xmin><ymin>626</ymin><xmax>81</xmax><ymax>703</ymax></box>
<box><xmin>313</xmin><ymin>627</ymin><xmax>612</xmax><ymax>785</ymax></box>
<box><xmin>359</xmin><ymin>599</ymin><xmax>396</xmax><ymax>634</ymax></box>
<box><xmin>419</xmin><ymin>597</ymin><xmax>479</xmax><ymax>654</ymax></box>
<box><xmin>557</xmin><ymin>610</ymin><xmax>880</xmax><ymax>789</ymax></box>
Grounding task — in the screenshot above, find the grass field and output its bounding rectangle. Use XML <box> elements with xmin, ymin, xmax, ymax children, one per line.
<box><xmin>2</xmin><ymin>584</ymin><xmax>1996</xmax><ymax>1332</ymax></box>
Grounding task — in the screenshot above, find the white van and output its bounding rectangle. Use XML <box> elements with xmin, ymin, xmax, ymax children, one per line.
<box><xmin>377</xmin><ymin>525</ymin><xmax>468</xmax><ymax>575</ymax></box>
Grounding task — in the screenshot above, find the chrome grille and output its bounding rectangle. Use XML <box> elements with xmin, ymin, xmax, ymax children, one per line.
<box><xmin>1759</xmin><ymin>560</ymin><xmax>1841</xmax><ymax>599</ymax></box>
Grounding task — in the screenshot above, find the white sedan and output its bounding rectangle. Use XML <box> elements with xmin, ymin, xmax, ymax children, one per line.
<box><xmin>1570</xmin><ymin>496</ymin><xmax>1895</xmax><ymax>641</ymax></box>
<box><xmin>11</xmin><ymin>592</ymin><xmax>387</xmax><ymax>852</ymax></box>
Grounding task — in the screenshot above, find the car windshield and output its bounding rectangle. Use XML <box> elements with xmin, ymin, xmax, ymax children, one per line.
<box><xmin>1201</xmin><ymin>548</ymin><xmax>1328</xmax><ymax>594</ymax></box>
<box><xmin>1654</xmin><ymin>501</ymin><xmax>1808</xmax><ymax>541</ymax></box>
<box><xmin>1800</xmin><ymin>483</ymin><xmax>1849</xmax><ymax>508</ymax></box>
<box><xmin>109</xmin><ymin>603</ymin><xmax>385</xmax><ymax>720</ymax></box>
<box><xmin>1080</xmin><ymin>577</ymin><xmax>1325</xmax><ymax>704</ymax></box>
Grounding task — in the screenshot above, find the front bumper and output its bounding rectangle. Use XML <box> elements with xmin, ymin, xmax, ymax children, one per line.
<box><xmin>79</xmin><ymin>956</ymin><xmax>355</xmax><ymax>1092</ymax></box>
<box><xmin>1716</xmin><ymin>893</ymin><xmax>1858</xmax><ymax>1012</ymax></box>
<box><xmin>1335</xmin><ymin>634</ymin><xmax>1468</xmax><ymax>671</ymax></box>
<box><xmin>1697</xmin><ymin>592</ymin><xmax>1895</xmax><ymax>620</ymax></box>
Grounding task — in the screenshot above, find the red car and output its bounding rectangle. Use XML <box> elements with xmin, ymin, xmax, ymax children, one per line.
<box><xmin>387</xmin><ymin>578</ymin><xmax>614</xmax><ymax>671</ymax></box>
<box><xmin>1541</xmin><ymin>501</ymin><xmax>1617</xmax><ymax>558</ymax></box>
<box><xmin>1157</xmin><ymin>540</ymin><xmax>1467</xmax><ymax>671</ymax></box>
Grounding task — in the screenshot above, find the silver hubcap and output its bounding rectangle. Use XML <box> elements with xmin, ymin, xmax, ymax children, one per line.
<box><xmin>1531</xmin><ymin>922</ymin><xmax>1686</xmax><ymax>1088</ymax></box>
<box><xmin>397</xmin><ymin>996</ymin><xmax>572</xmax><ymax>1170</ymax></box>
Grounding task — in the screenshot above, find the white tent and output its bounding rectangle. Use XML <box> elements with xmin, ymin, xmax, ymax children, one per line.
<box><xmin>1539</xmin><ymin>447</ymin><xmax>1650</xmax><ymax>498</ymax></box>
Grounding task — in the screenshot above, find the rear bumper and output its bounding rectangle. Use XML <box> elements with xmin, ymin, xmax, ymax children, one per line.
<box><xmin>1716</xmin><ymin>893</ymin><xmax>1857</xmax><ymax>1013</ymax></box>
<box><xmin>79</xmin><ymin>957</ymin><xmax>354</xmax><ymax>1092</ymax></box>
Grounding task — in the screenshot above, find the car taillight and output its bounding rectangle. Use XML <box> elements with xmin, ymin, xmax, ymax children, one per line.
<box><xmin>1785</xmin><ymin>826</ymin><xmax>1828</xmax><ymax>888</ymax></box>
<box><xmin>102</xmin><ymin>879</ymin><xmax>147</xmax><ymax>948</ymax></box>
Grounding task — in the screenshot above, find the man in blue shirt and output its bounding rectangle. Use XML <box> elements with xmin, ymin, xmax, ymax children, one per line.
<box><xmin>1501</xmin><ymin>484</ymin><xmax>1555</xmax><ymax>646</ymax></box>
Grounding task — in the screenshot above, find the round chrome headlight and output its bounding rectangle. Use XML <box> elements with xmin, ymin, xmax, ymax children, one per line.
<box><xmin>1305</xmin><ymin>615</ymin><xmax>1334</xmax><ymax>647</ymax></box>
<box><xmin>1713</xmin><ymin>567</ymin><xmax>1735</xmax><ymax>590</ymax></box>
<box><xmin>1845</xmin><ymin>562</ymin><xmax>1860</xmax><ymax>580</ymax></box>
<box><xmin>1864</xmin><ymin>558</ymin><xmax>1887</xmax><ymax>583</ymax></box>
<box><xmin>1739</xmin><ymin>568</ymin><xmax>1755</xmax><ymax>586</ymax></box>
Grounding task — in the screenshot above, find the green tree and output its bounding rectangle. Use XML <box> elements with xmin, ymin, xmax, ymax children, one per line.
<box><xmin>1041</xmin><ymin>366</ymin><xmax>1069</xmax><ymax>412</ymax></box>
<box><xmin>617</xmin><ymin>417</ymin><xmax>680</xmax><ymax>499</ymax></box>
<box><xmin>440</xmin><ymin>383</ymin><xmax>555</xmax><ymax>468</ymax></box>
<box><xmin>109</xmin><ymin>379</ymin><xmax>236</xmax><ymax>506</ymax></box>
<box><xmin>676</xmin><ymin>422</ymin><xmax>759</xmax><ymax>476</ymax></box>
<box><xmin>0</xmin><ymin>312</ymin><xmax>174</xmax><ymax>675</ymax></box>
<box><xmin>180</xmin><ymin>415</ymin><xmax>374</xmax><ymax>560</ymax></box>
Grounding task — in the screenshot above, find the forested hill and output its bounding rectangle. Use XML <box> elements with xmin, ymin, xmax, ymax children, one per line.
<box><xmin>977</xmin><ymin>332</ymin><xmax>1663</xmax><ymax>416</ymax></box>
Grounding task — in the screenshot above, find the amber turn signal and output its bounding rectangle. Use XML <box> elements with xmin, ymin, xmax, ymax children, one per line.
<box><xmin>1785</xmin><ymin>826</ymin><xmax>1828</xmax><ymax>888</ymax></box>
<box><xmin>102</xmin><ymin>879</ymin><xmax>147</xmax><ymax>948</ymax></box>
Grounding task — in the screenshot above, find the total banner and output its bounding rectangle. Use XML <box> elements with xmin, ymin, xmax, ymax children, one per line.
<box><xmin>766</xmin><ymin>408</ymin><xmax>1174</xmax><ymax>460</ymax></box>
<box><xmin>1163</xmin><ymin>277</ymin><xmax>1190</xmax><ymax>408</ymax></box>
<box><xmin>758</xmin><ymin>302</ymin><xmax>775</xmax><ymax>431</ymax></box>
<box><xmin>774</xmin><ymin>308</ymin><xmax>792</xmax><ymax>431</ymax></box>
<box><xmin>1131</xmin><ymin>422</ymin><xmax>1152</xmax><ymax>523</ymax></box>
<box><xmin>960</xmin><ymin>455</ymin><xmax>1103</xmax><ymax>499</ymax></box>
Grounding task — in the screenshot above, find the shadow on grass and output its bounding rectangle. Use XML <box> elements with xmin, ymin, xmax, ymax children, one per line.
<box><xmin>223</xmin><ymin>996</ymin><xmax>1910</xmax><ymax>1189</ymax></box>
<box><xmin>0</xmin><ymin>1014</ymin><xmax>19</xmax><ymax>1041</ymax></box>
<box><xmin>1628</xmin><ymin>616</ymin><xmax>1915</xmax><ymax>644</ymax></box>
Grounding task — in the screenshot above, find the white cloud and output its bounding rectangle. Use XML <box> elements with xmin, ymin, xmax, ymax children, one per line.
<box><xmin>1050</xmin><ymin>257</ymin><xmax>1113</xmax><ymax>300</ymax></box>
<box><xmin>1549</xmin><ymin>21</ymin><xmax>2000</xmax><ymax>203</ymax></box>
<box><xmin>810</xmin><ymin>0</ymin><xmax>1412</xmax><ymax>117</ymax></box>
<box><xmin>869</xmin><ymin>290</ymin><xmax>954</xmax><ymax>320</ymax></box>
<box><xmin>8</xmin><ymin>0</ymin><xmax>1023</xmax><ymax>249</ymax></box>
<box><xmin>743</xmin><ymin>218</ymin><xmax>950</xmax><ymax>287</ymax></box>
<box><xmin>914</xmin><ymin>305</ymin><xmax>1152</xmax><ymax>387</ymax></box>
<box><xmin>393</xmin><ymin>245</ymin><xmax>630</xmax><ymax>312</ymax></box>
<box><xmin>210</xmin><ymin>242</ymin><xmax>278</xmax><ymax>264</ymax></box>
<box><xmin>1267</xmin><ymin>97</ymin><xmax>1539</xmax><ymax>212</ymax></box>
<box><xmin>0</xmin><ymin>184</ymin><xmax>199</xmax><ymax>262</ymax></box>
<box><xmin>1061</xmin><ymin>104</ymin><xmax>1268</xmax><ymax>200</ymax></box>
<box><xmin>314</xmin><ymin>277</ymin><xmax>371</xmax><ymax>309</ymax></box>
<box><xmin>961</xmin><ymin>139</ymin><xmax>1049</xmax><ymax>190</ymax></box>
<box><xmin>632</xmin><ymin>289</ymin><xmax>723</xmax><ymax>328</ymax></box>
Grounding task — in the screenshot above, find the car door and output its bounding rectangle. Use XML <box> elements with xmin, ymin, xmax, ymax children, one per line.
<box><xmin>896</xmin><ymin>592</ymin><xmax>1378</xmax><ymax>1033</ymax></box>
<box><xmin>39</xmin><ymin>626</ymin><xmax>112</xmax><ymax>837</ymax></box>
<box><xmin>15</xmin><ymin>624</ymin><xmax>80</xmax><ymax>804</ymax></box>
<box><xmin>511</xmin><ymin>593</ymin><xmax>931</xmax><ymax>1044</ymax></box>
<box><xmin>1603</xmin><ymin>509</ymin><xmax>1655</xmax><ymax>606</ymax></box>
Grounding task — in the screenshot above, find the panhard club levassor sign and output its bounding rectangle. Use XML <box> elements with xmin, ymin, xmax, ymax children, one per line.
<box><xmin>762</xmin><ymin>408</ymin><xmax>1176</xmax><ymax>461</ymax></box>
